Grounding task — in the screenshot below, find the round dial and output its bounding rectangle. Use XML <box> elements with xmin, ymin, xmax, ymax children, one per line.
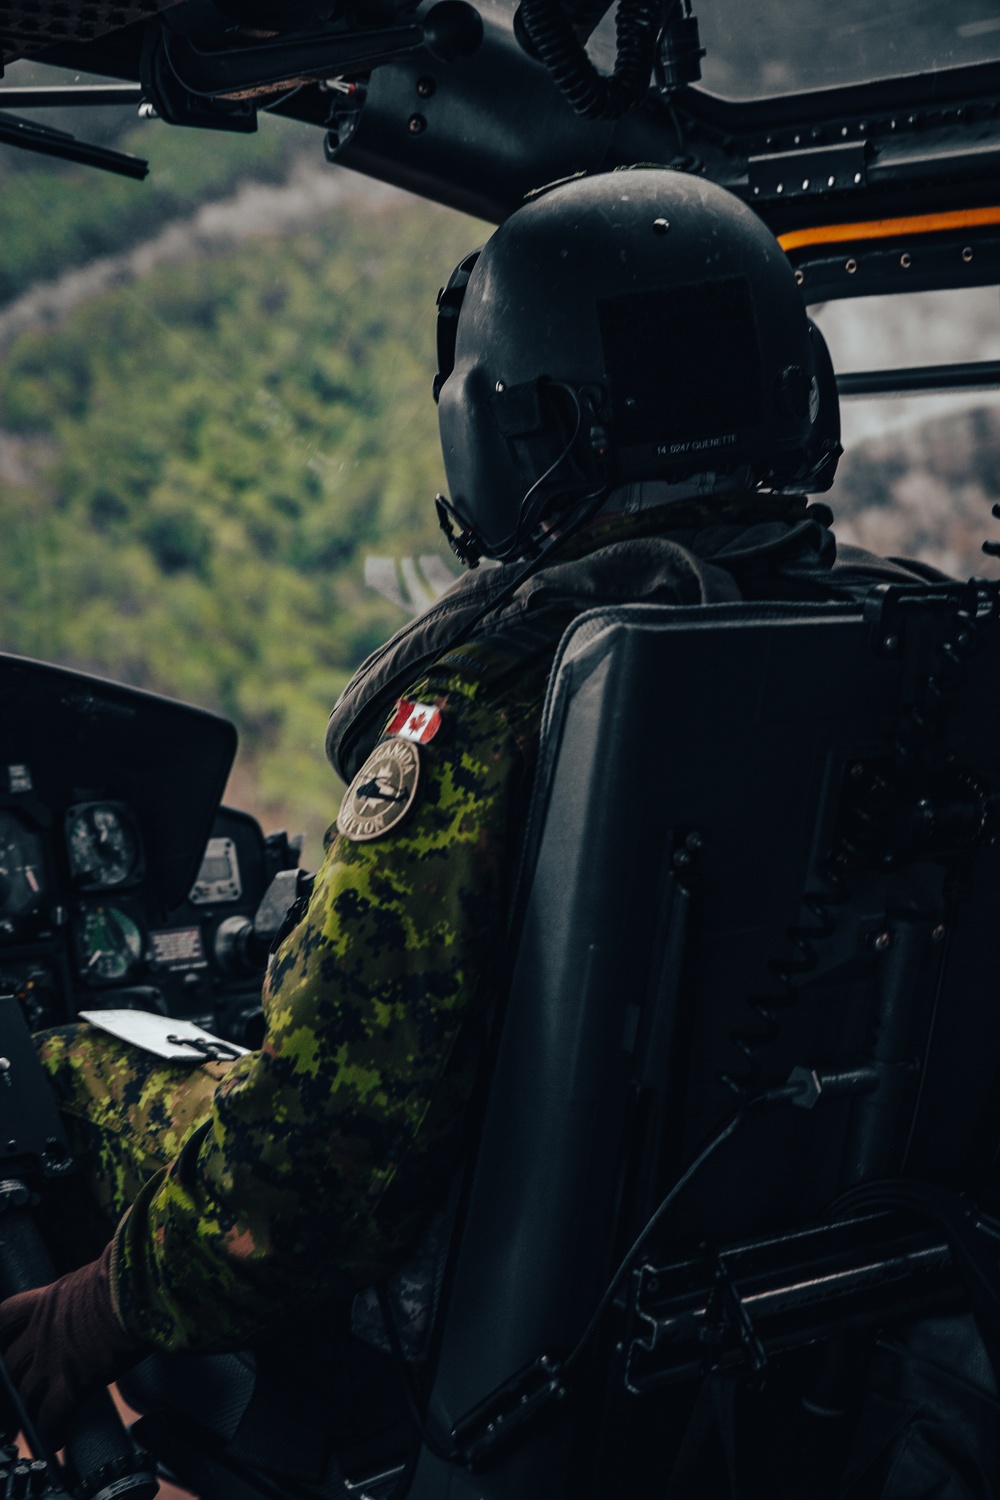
<box><xmin>78</xmin><ymin>906</ymin><xmax>144</xmax><ymax>983</ymax></box>
<box><xmin>0</xmin><ymin>811</ymin><xmax>45</xmax><ymax>918</ymax></box>
<box><xmin>68</xmin><ymin>803</ymin><xmax>141</xmax><ymax>890</ymax></box>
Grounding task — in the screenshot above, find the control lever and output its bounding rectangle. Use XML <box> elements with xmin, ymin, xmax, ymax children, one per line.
<box><xmin>214</xmin><ymin>868</ymin><xmax>314</xmax><ymax>977</ymax></box>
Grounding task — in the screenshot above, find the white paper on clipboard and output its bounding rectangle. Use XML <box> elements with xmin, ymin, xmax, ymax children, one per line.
<box><xmin>78</xmin><ymin>1009</ymin><xmax>250</xmax><ymax>1062</ymax></box>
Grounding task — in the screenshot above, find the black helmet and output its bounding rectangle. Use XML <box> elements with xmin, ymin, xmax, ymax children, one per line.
<box><xmin>435</xmin><ymin>168</ymin><xmax>841</xmax><ymax>565</ymax></box>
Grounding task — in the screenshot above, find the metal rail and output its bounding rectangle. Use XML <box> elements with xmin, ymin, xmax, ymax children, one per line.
<box><xmin>0</xmin><ymin>111</ymin><xmax>148</xmax><ymax>176</ymax></box>
<box><xmin>624</xmin><ymin>1211</ymin><xmax>961</xmax><ymax>1394</ymax></box>
<box><xmin>837</xmin><ymin>360</ymin><xmax>1000</xmax><ymax>398</ymax></box>
<box><xmin>0</xmin><ymin>85</ymin><xmax>144</xmax><ymax>107</ymax></box>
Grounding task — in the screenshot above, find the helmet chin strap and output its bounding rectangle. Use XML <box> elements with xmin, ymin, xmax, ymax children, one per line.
<box><xmin>437</xmin><ymin>468</ymin><xmax>766</xmax><ymax>568</ymax></box>
<box><xmin>425</xmin><ymin>483</ymin><xmax>611</xmax><ymax>673</ymax></box>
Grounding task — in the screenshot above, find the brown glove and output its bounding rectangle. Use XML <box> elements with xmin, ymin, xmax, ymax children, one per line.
<box><xmin>0</xmin><ymin>1242</ymin><xmax>147</xmax><ymax>1448</ymax></box>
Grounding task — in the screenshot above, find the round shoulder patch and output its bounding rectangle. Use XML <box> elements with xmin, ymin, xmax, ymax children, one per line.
<box><xmin>337</xmin><ymin>738</ymin><xmax>421</xmax><ymax>842</ymax></box>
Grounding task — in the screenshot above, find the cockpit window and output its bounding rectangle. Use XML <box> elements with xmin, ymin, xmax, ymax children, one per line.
<box><xmin>0</xmin><ymin>78</ymin><xmax>481</xmax><ymax>855</ymax></box>
<box><xmin>543</xmin><ymin>0</ymin><xmax>1000</xmax><ymax>98</ymax></box>
<box><xmin>697</xmin><ymin>0</ymin><xmax>1000</xmax><ymax>98</ymax></box>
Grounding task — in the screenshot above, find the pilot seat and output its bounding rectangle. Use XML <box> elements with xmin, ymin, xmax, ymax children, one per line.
<box><xmin>121</xmin><ymin>581</ymin><xmax>1000</xmax><ymax>1500</ymax></box>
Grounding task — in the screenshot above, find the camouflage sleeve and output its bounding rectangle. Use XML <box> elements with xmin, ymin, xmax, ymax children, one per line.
<box><xmin>110</xmin><ymin>659</ymin><xmax>535</xmax><ymax>1351</ymax></box>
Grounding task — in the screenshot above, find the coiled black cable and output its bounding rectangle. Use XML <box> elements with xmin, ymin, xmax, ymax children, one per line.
<box><xmin>517</xmin><ymin>0</ymin><xmax>659</xmax><ymax>120</ymax></box>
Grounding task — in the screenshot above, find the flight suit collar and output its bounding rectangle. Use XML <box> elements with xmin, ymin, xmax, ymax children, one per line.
<box><xmin>326</xmin><ymin>500</ymin><xmax>932</xmax><ymax>783</ymax></box>
<box><xmin>328</xmin><ymin>501</ymin><xmax>818</xmax><ymax>782</ymax></box>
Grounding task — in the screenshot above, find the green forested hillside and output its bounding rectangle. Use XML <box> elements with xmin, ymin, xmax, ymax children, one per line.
<box><xmin>0</xmin><ymin>108</ymin><xmax>310</xmax><ymax>305</ymax></box>
<box><xmin>0</xmin><ymin>183</ymin><xmax>484</xmax><ymax>857</ymax></box>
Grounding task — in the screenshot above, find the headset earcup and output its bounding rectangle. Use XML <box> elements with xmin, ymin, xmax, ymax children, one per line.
<box><xmin>434</xmin><ymin>248</ymin><xmax>482</xmax><ymax>404</ymax></box>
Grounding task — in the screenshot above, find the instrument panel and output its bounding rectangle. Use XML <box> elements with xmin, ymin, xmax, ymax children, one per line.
<box><xmin>0</xmin><ymin>794</ymin><xmax>277</xmax><ymax>1037</ymax></box>
<box><xmin>0</xmin><ymin>655</ymin><xmax>286</xmax><ymax>1044</ymax></box>
<box><xmin>0</xmin><ymin>800</ymin><xmax>146</xmax><ymax>932</ymax></box>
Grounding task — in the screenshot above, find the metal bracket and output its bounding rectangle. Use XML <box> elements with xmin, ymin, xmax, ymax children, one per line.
<box><xmin>748</xmin><ymin>139</ymin><xmax>866</xmax><ymax>203</ymax></box>
<box><xmin>623</xmin><ymin>1245</ymin><xmax>769</xmax><ymax>1397</ymax></box>
<box><xmin>702</xmin><ymin>1246</ymin><xmax>768</xmax><ymax>1388</ymax></box>
<box><xmin>449</xmin><ymin>1354</ymin><xmax>568</xmax><ymax>1472</ymax></box>
<box><xmin>622</xmin><ymin>1213</ymin><xmax>959</xmax><ymax>1396</ymax></box>
<box><xmin>862</xmin><ymin>578</ymin><xmax>990</xmax><ymax>662</ymax></box>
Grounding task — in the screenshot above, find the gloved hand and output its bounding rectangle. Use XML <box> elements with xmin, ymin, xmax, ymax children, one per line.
<box><xmin>0</xmin><ymin>1242</ymin><xmax>147</xmax><ymax>1449</ymax></box>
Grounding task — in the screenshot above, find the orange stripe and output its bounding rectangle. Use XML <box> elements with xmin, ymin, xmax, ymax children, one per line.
<box><xmin>778</xmin><ymin>205</ymin><xmax>1000</xmax><ymax>253</ymax></box>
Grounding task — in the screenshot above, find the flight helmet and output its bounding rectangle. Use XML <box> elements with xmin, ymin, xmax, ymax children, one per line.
<box><xmin>434</xmin><ymin>167</ymin><xmax>841</xmax><ymax>565</ymax></box>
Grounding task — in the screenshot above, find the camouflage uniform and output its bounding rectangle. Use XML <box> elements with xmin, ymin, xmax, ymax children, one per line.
<box><xmin>37</xmin><ymin>500</ymin><xmax>899</xmax><ymax>1354</ymax></box>
<box><xmin>36</xmin><ymin>619</ymin><xmax>557</xmax><ymax>1351</ymax></box>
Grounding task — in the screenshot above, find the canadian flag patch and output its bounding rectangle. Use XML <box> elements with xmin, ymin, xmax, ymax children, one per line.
<box><xmin>386</xmin><ymin>698</ymin><xmax>442</xmax><ymax>745</ymax></box>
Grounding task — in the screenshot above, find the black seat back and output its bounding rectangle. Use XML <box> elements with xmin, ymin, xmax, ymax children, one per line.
<box><xmin>406</xmin><ymin>590</ymin><xmax>1000</xmax><ymax>1500</ymax></box>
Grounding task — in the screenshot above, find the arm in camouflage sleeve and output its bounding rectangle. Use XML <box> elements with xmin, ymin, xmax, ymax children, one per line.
<box><xmin>110</xmin><ymin>657</ymin><xmax>539</xmax><ymax>1351</ymax></box>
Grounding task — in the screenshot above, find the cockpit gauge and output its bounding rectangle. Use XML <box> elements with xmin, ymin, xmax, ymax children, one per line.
<box><xmin>76</xmin><ymin>905</ymin><xmax>145</xmax><ymax>984</ymax></box>
<box><xmin>66</xmin><ymin>802</ymin><xmax>143</xmax><ymax>891</ymax></box>
<box><xmin>0</xmin><ymin>811</ymin><xmax>46</xmax><ymax>920</ymax></box>
<box><xmin>189</xmin><ymin>837</ymin><xmax>242</xmax><ymax>905</ymax></box>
